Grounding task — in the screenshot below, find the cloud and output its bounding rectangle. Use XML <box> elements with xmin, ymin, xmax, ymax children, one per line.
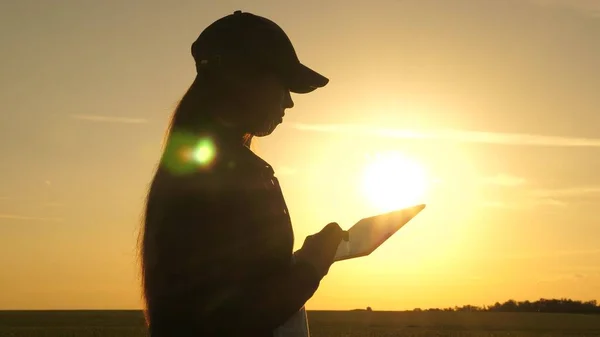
<box><xmin>479</xmin><ymin>184</ymin><xmax>600</xmax><ymax>209</ymax></box>
<box><xmin>288</xmin><ymin>123</ymin><xmax>600</xmax><ymax>148</ymax></box>
<box><xmin>531</xmin><ymin>186</ymin><xmax>600</xmax><ymax>198</ymax></box>
<box><xmin>480</xmin><ymin>174</ymin><xmax>527</xmax><ymax>186</ymax></box>
<box><xmin>505</xmin><ymin>248</ymin><xmax>600</xmax><ymax>260</ymax></box>
<box><xmin>537</xmin><ymin>273</ymin><xmax>587</xmax><ymax>284</ymax></box>
<box><xmin>0</xmin><ymin>213</ymin><xmax>64</xmax><ymax>223</ymax></box>
<box><xmin>529</xmin><ymin>0</ymin><xmax>600</xmax><ymax>17</ymax></box>
<box><xmin>42</xmin><ymin>201</ymin><xmax>66</xmax><ymax>208</ymax></box>
<box><xmin>0</xmin><ymin>197</ymin><xmax>66</xmax><ymax>208</ymax></box>
<box><xmin>479</xmin><ymin>197</ymin><xmax>567</xmax><ymax>209</ymax></box>
<box><xmin>479</xmin><ymin>201</ymin><xmax>515</xmax><ymax>209</ymax></box>
<box><xmin>532</xmin><ymin>198</ymin><xmax>569</xmax><ymax>207</ymax></box>
<box><xmin>70</xmin><ymin>114</ymin><xmax>148</xmax><ymax>124</ymax></box>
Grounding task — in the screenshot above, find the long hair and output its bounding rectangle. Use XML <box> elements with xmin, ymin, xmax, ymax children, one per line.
<box><xmin>137</xmin><ymin>72</ymin><xmax>253</xmax><ymax>326</ymax></box>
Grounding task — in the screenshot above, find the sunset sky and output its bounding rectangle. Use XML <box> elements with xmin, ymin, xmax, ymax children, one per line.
<box><xmin>1</xmin><ymin>0</ymin><xmax>599</xmax><ymax>311</ymax></box>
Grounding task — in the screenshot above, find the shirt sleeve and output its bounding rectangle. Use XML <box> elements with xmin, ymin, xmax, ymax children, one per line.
<box><xmin>163</xmin><ymin>173</ymin><xmax>322</xmax><ymax>336</ymax></box>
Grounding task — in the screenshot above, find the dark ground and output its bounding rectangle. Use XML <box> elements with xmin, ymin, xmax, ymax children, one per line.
<box><xmin>1</xmin><ymin>310</ymin><xmax>600</xmax><ymax>337</ymax></box>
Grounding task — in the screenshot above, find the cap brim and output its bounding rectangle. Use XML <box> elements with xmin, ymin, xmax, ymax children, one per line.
<box><xmin>288</xmin><ymin>63</ymin><xmax>329</xmax><ymax>94</ymax></box>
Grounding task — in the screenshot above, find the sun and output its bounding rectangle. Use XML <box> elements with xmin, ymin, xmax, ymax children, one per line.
<box><xmin>362</xmin><ymin>151</ymin><xmax>428</xmax><ymax>212</ymax></box>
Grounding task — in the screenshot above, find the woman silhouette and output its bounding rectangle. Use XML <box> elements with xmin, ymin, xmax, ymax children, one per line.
<box><xmin>139</xmin><ymin>11</ymin><xmax>344</xmax><ymax>337</ymax></box>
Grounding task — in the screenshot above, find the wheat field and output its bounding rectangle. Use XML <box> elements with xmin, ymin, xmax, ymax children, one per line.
<box><xmin>1</xmin><ymin>310</ymin><xmax>600</xmax><ymax>337</ymax></box>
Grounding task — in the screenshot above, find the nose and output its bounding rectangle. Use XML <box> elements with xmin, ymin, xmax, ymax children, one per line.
<box><xmin>283</xmin><ymin>90</ymin><xmax>294</xmax><ymax>109</ymax></box>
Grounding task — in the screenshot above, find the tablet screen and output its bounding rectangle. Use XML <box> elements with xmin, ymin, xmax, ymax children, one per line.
<box><xmin>334</xmin><ymin>204</ymin><xmax>426</xmax><ymax>262</ymax></box>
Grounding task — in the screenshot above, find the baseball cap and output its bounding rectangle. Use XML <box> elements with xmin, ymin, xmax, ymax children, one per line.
<box><xmin>191</xmin><ymin>10</ymin><xmax>329</xmax><ymax>94</ymax></box>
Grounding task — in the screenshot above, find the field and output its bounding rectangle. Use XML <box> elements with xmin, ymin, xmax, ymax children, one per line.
<box><xmin>1</xmin><ymin>310</ymin><xmax>600</xmax><ymax>337</ymax></box>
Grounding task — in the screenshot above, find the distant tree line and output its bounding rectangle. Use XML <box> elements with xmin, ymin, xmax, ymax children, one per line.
<box><xmin>411</xmin><ymin>298</ymin><xmax>600</xmax><ymax>314</ymax></box>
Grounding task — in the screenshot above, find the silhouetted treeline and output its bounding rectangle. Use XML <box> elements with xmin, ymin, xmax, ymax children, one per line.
<box><xmin>412</xmin><ymin>299</ymin><xmax>600</xmax><ymax>314</ymax></box>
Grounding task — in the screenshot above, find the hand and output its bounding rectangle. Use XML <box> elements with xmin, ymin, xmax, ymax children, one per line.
<box><xmin>294</xmin><ymin>222</ymin><xmax>345</xmax><ymax>278</ymax></box>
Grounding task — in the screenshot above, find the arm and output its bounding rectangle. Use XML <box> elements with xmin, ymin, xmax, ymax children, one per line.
<box><xmin>202</xmin><ymin>253</ymin><xmax>321</xmax><ymax>335</ymax></box>
<box><xmin>169</xmin><ymin>178</ymin><xmax>323</xmax><ymax>335</ymax></box>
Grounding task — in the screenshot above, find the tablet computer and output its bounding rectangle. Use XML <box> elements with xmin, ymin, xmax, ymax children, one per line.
<box><xmin>334</xmin><ymin>204</ymin><xmax>426</xmax><ymax>262</ymax></box>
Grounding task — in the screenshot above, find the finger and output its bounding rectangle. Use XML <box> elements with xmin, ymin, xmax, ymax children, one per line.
<box><xmin>323</xmin><ymin>222</ymin><xmax>342</xmax><ymax>234</ymax></box>
<box><xmin>327</xmin><ymin>224</ymin><xmax>345</xmax><ymax>241</ymax></box>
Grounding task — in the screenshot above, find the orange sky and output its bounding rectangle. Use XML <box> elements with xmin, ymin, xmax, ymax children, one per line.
<box><xmin>1</xmin><ymin>0</ymin><xmax>600</xmax><ymax>310</ymax></box>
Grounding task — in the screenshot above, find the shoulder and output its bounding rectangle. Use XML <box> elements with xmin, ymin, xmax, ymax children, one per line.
<box><xmin>151</xmin><ymin>144</ymin><xmax>275</xmax><ymax>200</ymax></box>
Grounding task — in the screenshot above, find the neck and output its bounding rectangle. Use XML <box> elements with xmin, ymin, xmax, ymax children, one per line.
<box><xmin>187</xmin><ymin>102</ymin><xmax>252</xmax><ymax>148</ymax></box>
<box><xmin>211</xmin><ymin>116</ymin><xmax>246</xmax><ymax>146</ymax></box>
<box><xmin>208</xmin><ymin>103</ymin><xmax>253</xmax><ymax>147</ymax></box>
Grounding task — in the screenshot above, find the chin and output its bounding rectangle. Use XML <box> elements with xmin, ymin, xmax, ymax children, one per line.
<box><xmin>253</xmin><ymin>128</ymin><xmax>276</xmax><ymax>137</ymax></box>
<box><xmin>252</xmin><ymin>120</ymin><xmax>281</xmax><ymax>137</ymax></box>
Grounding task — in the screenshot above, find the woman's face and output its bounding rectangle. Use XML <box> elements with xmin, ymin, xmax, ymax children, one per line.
<box><xmin>224</xmin><ymin>69</ymin><xmax>295</xmax><ymax>137</ymax></box>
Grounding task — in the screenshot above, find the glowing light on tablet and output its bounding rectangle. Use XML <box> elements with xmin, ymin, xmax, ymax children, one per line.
<box><xmin>362</xmin><ymin>152</ymin><xmax>428</xmax><ymax>212</ymax></box>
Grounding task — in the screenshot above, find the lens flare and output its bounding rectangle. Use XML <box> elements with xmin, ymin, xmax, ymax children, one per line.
<box><xmin>162</xmin><ymin>131</ymin><xmax>218</xmax><ymax>175</ymax></box>
<box><xmin>193</xmin><ymin>138</ymin><xmax>216</xmax><ymax>165</ymax></box>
